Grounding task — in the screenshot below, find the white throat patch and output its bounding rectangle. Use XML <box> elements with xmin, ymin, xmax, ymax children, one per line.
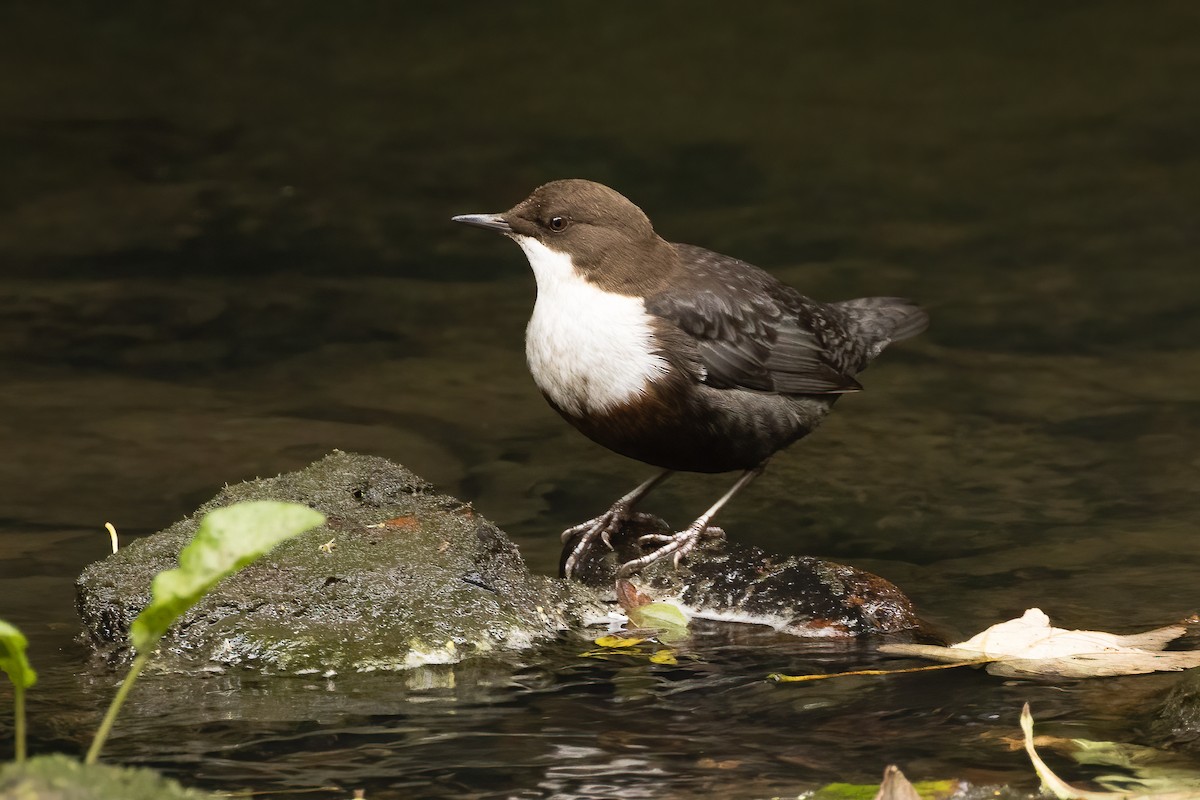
<box><xmin>514</xmin><ymin>236</ymin><xmax>669</xmax><ymax>417</ymax></box>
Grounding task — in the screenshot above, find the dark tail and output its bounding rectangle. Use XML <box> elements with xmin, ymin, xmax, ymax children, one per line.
<box><xmin>834</xmin><ymin>297</ymin><xmax>929</xmax><ymax>358</ymax></box>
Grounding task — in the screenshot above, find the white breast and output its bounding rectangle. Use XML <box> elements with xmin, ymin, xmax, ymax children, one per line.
<box><xmin>515</xmin><ymin>236</ymin><xmax>669</xmax><ymax>417</ymax></box>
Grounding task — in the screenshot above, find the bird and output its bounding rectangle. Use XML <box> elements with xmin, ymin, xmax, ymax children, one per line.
<box><xmin>452</xmin><ymin>179</ymin><xmax>927</xmax><ymax>579</ymax></box>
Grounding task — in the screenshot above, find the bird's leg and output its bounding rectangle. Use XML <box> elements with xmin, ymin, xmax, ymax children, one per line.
<box><xmin>561</xmin><ymin>470</ymin><xmax>673</xmax><ymax>578</ymax></box>
<box><xmin>617</xmin><ymin>463</ymin><xmax>767</xmax><ymax>578</ymax></box>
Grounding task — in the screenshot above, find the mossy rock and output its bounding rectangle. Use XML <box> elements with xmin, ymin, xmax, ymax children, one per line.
<box><xmin>0</xmin><ymin>754</ymin><xmax>215</xmax><ymax>800</ymax></box>
<box><xmin>75</xmin><ymin>451</ymin><xmax>605</xmax><ymax>674</ymax></box>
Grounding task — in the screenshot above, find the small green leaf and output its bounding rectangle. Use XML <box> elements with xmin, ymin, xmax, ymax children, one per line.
<box><xmin>129</xmin><ymin>501</ymin><xmax>324</xmax><ymax>654</ymax></box>
<box><xmin>0</xmin><ymin>618</ymin><xmax>37</xmax><ymax>690</ymax></box>
<box><xmin>627</xmin><ymin>602</ymin><xmax>689</xmax><ymax>631</ymax></box>
<box><xmin>626</xmin><ymin>602</ymin><xmax>690</xmax><ymax>645</ymax></box>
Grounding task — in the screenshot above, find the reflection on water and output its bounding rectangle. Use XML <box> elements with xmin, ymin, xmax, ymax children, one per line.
<box><xmin>2</xmin><ymin>2</ymin><xmax>1199</xmax><ymax>797</ymax></box>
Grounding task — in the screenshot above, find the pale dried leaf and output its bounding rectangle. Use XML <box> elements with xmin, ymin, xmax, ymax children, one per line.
<box><xmin>955</xmin><ymin>609</ymin><xmax>1182</xmax><ymax>659</ymax></box>
<box><xmin>874</xmin><ymin>765</ymin><xmax>922</xmax><ymax>800</ymax></box>
<box><xmin>990</xmin><ymin>653</ymin><xmax>1200</xmax><ymax>680</ymax></box>
<box><xmin>881</xmin><ymin>610</ymin><xmax>1200</xmax><ymax>679</ymax></box>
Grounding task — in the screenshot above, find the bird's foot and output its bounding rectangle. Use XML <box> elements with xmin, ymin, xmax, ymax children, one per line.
<box><xmin>616</xmin><ymin>521</ymin><xmax>724</xmax><ymax>578</ymax></box>
<box><xmin>561</xmin><ymin>505</ymin><xmax>654</xmax><ymax>578</ymax></box>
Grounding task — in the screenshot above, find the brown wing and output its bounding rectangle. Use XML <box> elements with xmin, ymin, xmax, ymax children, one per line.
<box><xmin>645</xmin><ymin>244</ymin><xmax>865</xmax><ymax>395</ymax></box>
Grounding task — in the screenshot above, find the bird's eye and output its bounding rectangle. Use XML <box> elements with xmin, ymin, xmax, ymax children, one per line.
<box><xmin>548</xmin><ymin>216</ymin><xmax>568</xmax><ymax>232</ymax></box>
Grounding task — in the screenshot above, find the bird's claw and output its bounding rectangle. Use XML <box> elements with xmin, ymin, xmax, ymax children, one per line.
<box><xmin>634</xmin><ymin>523</ymin><xmax>722</xmax><ymax>550</ymax></box>
<box><xmin>599</xmin><ymin>525</ymin><xmax>615</xmax><ymax>550</ymax></box>
<box><xmin>560</xmin><ymin>504</ymin><xmax>631</xmax><ymax>578</ymax></box>
<box><xmin>617</xmin><ymin>522</ymin><xmax>715</xmax><ymax>578</ymax></box>
<box><xmin>560</xmin><ymin>514</ymin><xmax>604</xmax><ymax>543</ymax></box>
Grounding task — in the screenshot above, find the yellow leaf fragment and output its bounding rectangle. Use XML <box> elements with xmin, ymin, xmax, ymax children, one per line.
<box><xmin>649</xmin><ymin>649</ymin><xmax>678</xmax><ymax>665</ymax></box>
<box><xmin>770</xmin><ymin>659</ymin><xmax>991</xmax><ymax>683</ymax></box>
<box><xmin>594</xmin><ymin>635</ymin><xmax>648</xmax><ymax>649</ymax></box>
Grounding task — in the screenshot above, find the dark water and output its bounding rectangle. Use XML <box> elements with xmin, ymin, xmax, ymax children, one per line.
<box><xmin>2</xmin><ymin>2</ymin><xmax>1200</xmax><ymax>797</ymax></box>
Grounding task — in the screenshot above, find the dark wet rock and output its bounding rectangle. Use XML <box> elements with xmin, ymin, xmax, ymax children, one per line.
<box><xmin>566</xmin><ymin>514</ymin><xmax>927</xmax><ymax>638</ymax></box>
<box><xmin>0</xmin><ymin>754</ymin><xmax>217</xmax><ymax>800</ymax></box>
<box><xmin>75</xmin><ymin>451</ymin><xmax>605</xmax><ymax>674</ymax></box>
<box><xmin>1152</xmin><ymin>667</ymin><xmax>1200</xmax><ymax>751</ymax></box>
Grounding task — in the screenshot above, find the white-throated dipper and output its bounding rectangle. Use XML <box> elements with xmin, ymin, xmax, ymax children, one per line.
<box><xmin>453</xmin><ymin>180</ymin><xmax>928</xmax><ymax>579</ymax></box>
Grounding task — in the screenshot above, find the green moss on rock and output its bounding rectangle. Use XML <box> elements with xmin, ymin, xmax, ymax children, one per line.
<box><xmin>75</xmin><ymin>452</ymin><xmax>605</xmax><ymax>674</ymax></box>
<box><xmin>0</xmin><ymin>754</ymin><xmax>216</xmax><ymax>800</ymax></box>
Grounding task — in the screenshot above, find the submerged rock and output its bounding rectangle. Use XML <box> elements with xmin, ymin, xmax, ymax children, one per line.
<box><xmin>1153</xmin><ymin>666</ymin><xmax>1200</xmax><ymax>751</ymax></box>
<box><xmin>75</xmin><ymin>451</ymin><xmax>604</xmax><ymax>674</ymax></box>
<box><xmin>567</xmin><ymin>513</ymin><xmax>925</xmax><ymax>637</ymax></box>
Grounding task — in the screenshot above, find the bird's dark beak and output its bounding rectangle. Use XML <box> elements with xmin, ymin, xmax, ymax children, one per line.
<box><xmin>451</xmin><ymin>213</ymin><xmax>513</xmax><ymax>234</ymax></box>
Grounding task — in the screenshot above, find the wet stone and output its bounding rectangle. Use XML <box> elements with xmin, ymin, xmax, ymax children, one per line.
<box><xmin>1153</xmin><ymin>667</ymin><xmax>1200</xmax><ymax>752</ymax></box>
<box><xmin>74</xmin><ymin>451</ymin><xmax>605</xmax><ymax>674</ymax></box>
<box><xmin>566</xmin><ymin>513</ymin><xmax>928</xmax><ymax>638</ymax></box>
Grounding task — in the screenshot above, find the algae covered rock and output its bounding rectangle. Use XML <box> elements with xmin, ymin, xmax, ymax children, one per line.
<box><xmin>75</xmin><ymin>452</ymin><xmax>604</xmax><ymax>674</ymax></box>
<box><xmin>0</xmin><ymin>754</ymin><xmax>217</xmax><ymax>800</ymax></box>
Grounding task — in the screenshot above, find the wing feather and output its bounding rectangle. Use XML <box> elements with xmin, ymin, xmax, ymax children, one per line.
<box><xmin>646</xmin><ymin>245</ymin><xmax>864</xmax><ymax>395</ymax></box>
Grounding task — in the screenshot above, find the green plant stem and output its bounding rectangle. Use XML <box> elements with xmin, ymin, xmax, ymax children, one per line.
<box><xmin>13</xmin><ymin>685</ymin><xmax>25</xmax><ymax>763</ymax></box>
<box><xmin>85</xmin><ymin>649</ymin><xmax>151</xmax><ymax>765</ymax></box>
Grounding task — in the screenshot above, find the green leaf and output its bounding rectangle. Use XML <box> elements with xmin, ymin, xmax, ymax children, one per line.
<box><xmin>626</xmin><ymin>601</ymin><xmax>689</xmax><ymax>630</ymax></box>
<box><xmin>1069</xmin><ymin>736</ymin><xmax>1200</xmax><ymax>795</ymax></box>
<box><xmin>0</xmin><ymin>618</ymin><xmax>37</xmax><ymax>690</ymax></box>
<box><xmin>626</xmin><ymin>602</ymin><xmax>690</xmax><ymax>643</ymax></box>
<box><xmin>129</xmin><ymin>501</ymin><xmax>324</xmax><ymax>654</ymax></box>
